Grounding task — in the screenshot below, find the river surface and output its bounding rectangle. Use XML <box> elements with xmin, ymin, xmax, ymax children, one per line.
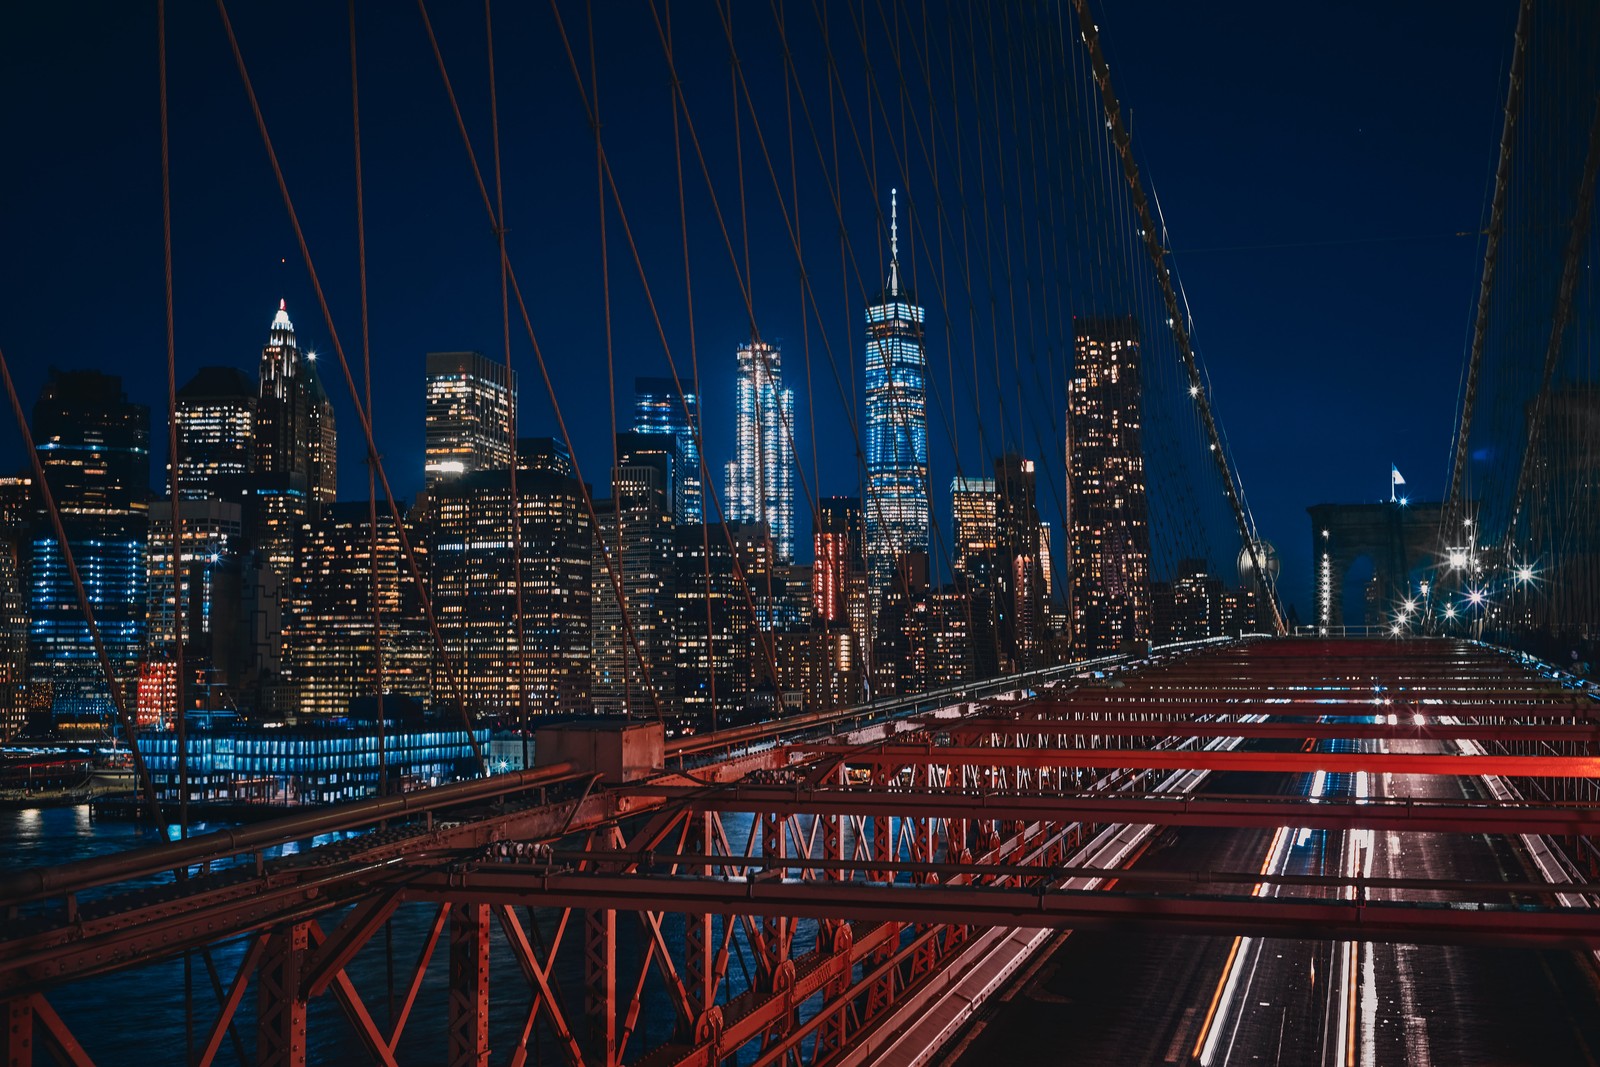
<box><xmin>3</xmin><ymin>805</ymin><xmax>790</xmax><ymax>1066</ymax></box>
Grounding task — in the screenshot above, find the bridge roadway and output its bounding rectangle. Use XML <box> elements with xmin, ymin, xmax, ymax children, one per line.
<box><xmin>4</xmin><ymin>638</ymin><xmax>1600</xmax><ymax>1067</ymax></box>
<box><xmin>944</xmin><ymin>746</ymin><xmax>1600</xmax><ymax>1066</ymax></box>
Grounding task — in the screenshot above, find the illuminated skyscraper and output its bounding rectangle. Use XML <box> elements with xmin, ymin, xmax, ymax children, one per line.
<box><xmin>950</xmin><ymin>476</ymin><xmax>997</xmax><ymax>579</ymax></box>
<box><xmin>145</xmin><ymin>498</ymin><xmax>243</xmax><ymax>658</ymax></box>
<box><xmin>28</xmin><ymin>370</ymin><xmax>150</xmax><ymax>721</ymax></box>
<box><xmin>253</xmin><ymin>301</ymin><xmax>334</xmax><ymax>576</ymax></box>
<box><xmin>284</xmin><ymin>503</ymin><xmax>432</xmax><ymax>720</ymax></box>
<box><xmin>591</xmin><ymin>455</ymin><xmax>676</xmax><ymax>717</ymax></box>
<box><xmin>424</xmin><ymin>351</ymin><xmax>515</xmax><ymax>486</ymax></box>
<box><xmin>724</xmin><ymin>340</ymin><xmax>796</xmax><ymax>562</ymax></box>
<box><xmin>671</xmin><ymin>523</ymin><xmax>752</xmax><ymax>725</ymax></box>
<box><xmin>864</xmin><ymin>190</ymin><xmax>928</xmax><ymax>598</ymax></box>
<box><xmin>432</xmin><ymin>465</ymin><xmax>591</xmax><ymax>718</ymax></box>
<box><xmin>812</xmin><ymin>497</ymin><xmax>863</xmax><ymax>625</ymax></box>
<box><xmin>634</xmin><ymin>376</ymin><xmax>702</xmax><ymax>525</ymax></box>
<box><xmin>174</xmin><ymin>366</ymin><xmax>256</xmax><ymax>499</ymax></box>
<box><xmin>1067</xmin><ymin>315</ymin><xmax>1151</xmax><ymax>653</ymax></box>
<box><xmin>994</xmin><ymin>453</ymin><xmax>1046</xmax><ymax>668</ymax></box>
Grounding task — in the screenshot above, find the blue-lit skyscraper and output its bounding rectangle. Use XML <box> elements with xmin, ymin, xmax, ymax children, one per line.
<box><xmin>28</xmin><ymin>370</ymin><xmax>150</xmax><ymax>723</ymax></box>
<box><xmin>633</xmin><ymin>376</ymin><xmax>702</xmax><ymax>525</ymax></box>
<box><xmin>724</xmin><ymin>340</ymin><xmax>796</xmax><ymax>562</ymax></box>
<box><xmin>864</xmin><ymin>190</ymin><xmax>929</xmax><ymax>597</ymax></box>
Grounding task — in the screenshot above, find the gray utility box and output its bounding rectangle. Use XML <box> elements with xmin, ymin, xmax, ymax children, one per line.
<box><xmin>534</xmin><ymin>721</ymin><xmax>665</xmax><ymax>783</ymax></box>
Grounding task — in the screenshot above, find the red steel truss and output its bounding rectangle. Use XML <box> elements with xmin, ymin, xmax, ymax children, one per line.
<box><xmin>2</xmin><ymin>637</ymin><xmax>1598</xmax><ymax>1067</ymax></box>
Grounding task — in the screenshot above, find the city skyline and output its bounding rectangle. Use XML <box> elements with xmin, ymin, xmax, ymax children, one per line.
<box><xmin>0</xmin><ymin>3</ymin><xmax>1516</xmax><ymax>620</ymax></box>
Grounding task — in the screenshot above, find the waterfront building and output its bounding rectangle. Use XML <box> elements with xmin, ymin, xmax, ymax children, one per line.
<box><xmin>28</xmin><ymin>370</ymin><xmax>149</xmax><ymax>721</ymax></box>
<box><xmin>1067</xmin><ymin>315</ymin><xmax>1151</xmax><ymax>653</ymax></box>
<box><xmin>424</xmin><ymin>351</ymin><xmax>516</xmax><ymax>486</ymax></box>
<box><xmin>136</xmin><ymin>716</ymin><xmax>488</xmax><ymax>806</ymax></box>
<box><xmin>864</xmin><ymin>190</ymin><xmax>929</xmax><ymax>601</ymax></box>
<box><xmin>634</xmin><ymin>376</ymin><xmax>702</xmax><ymax>525</ymax></box>
<box><xmin>724</xmin><ymin>340</ymin><xmax>796</xmax><ymax>562</ymax></box>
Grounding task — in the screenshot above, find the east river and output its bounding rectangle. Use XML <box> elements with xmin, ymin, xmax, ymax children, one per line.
<box><xmin>2</xmin><ymin>805</ymin><xmax>784</xmax><ymax>1065</ymax></box>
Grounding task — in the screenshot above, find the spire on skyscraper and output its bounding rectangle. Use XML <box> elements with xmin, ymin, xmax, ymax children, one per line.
<box><xmin>887</xmin><ymin>188</ymin><xmax>901</xmax><ymax>296</ymax></box>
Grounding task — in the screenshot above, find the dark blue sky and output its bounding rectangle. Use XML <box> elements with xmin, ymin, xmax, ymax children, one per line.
<box><xmin>0</xmin><ymin>2</ymin><xmax>1516</xmax><ymax>616</ymax></box>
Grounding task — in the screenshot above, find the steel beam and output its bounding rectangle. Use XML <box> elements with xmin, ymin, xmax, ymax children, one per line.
<box><xmin>447</xmin><ymin>904</ymin><xmax>490</xmax><ymax>1067</ymax></box>
<box><xmin>400</xmin><ymin>871</ymin><xmax>1600</xmax><ymax>950</ymax></box>
<box><xmin>796</xmin><ymin>745</ymin><xmax>1600</xmax><ymax>777</ymax></box>
<box><xmin>616</xmin><ymin>785</ymin><xmax>1600</xmax><ymax>836</ymax></box>
<box><xmin>941</xmin><ymin>719</ymin><xmax>1600</xmax><ymax>743</ymax></box>
<box><xmin>257</xmin><ymin>923</ymin><xmax>309</xmax><ymax>1067</ymax></box>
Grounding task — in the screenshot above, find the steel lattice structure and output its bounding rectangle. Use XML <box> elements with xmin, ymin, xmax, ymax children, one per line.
<box><xmin>3</xmin><ymin>637</ymin><xmax>1600</xmax><ymax>1067</ymax></box>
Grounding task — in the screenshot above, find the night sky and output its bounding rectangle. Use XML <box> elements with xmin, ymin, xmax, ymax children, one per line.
<box><xmin>0</xmin><ymin>2</ymin><xmax>1517</xmax><ymax>618</ymax></box>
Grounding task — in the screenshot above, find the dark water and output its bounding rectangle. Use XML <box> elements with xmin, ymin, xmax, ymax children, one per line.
<box><xmin>2</xmin><ymin>805</ymin><xmax>801</xmax><ymax>1066</ymax></box>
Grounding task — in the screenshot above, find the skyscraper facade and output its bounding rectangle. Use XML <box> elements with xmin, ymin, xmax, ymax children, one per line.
<box><xmin>994</xmin><ymin>453</ymin><xmax>1046</xmax><ymax>669</ymax></box>
<box><xmin>590</xmin><ymin>453</ymin><xmax>676</xmax><ymax>717</ymax></box>
<box><xmin>671</xmin><ymin>524</ymin><xmax>752</xmax><ymax>726</ymax></box>
<box><xmin>724</xmin><ymin>340</ymin><xmax>796</xmax><ymax>562</ymax></box>
<box><xmin>424</xmin><ymin>351</ymin><xmax>516</xmax><ymax>486</ymax></box>
<box><xmin>284</xmin><ymin>503</ymin><xmax>432</xmax><ymax>720</ymax></box>
<box><xmin>1067</xmin><ymin>315</ymin><xmax>1151</xmax><ymax>653</ymax></box>
<box><xmin>431</xmin><ymin>465</ymin><xmax>591</xmax><ymax>718</ymax></box>
<box><xmin>864</xmin><ymin>191</ymin><xmax>929</xmax><ymax>598</ymax></box>
<box><xmin>813</xmin><ymin>496</ymin><xmax>864</xmax><ymax>625</ymax></box>
<box><xmin>951</xmin><ymin>476</ymin><xmax>997</xmax><ymax>579</ymax></box>
<box><xmin>253</xmin><ymin>301</ymin><xmax>334</xmax><ymax>576</ymax></box>
<box><xmin>634</xmin><ymin>376</ymin><xmax>702</xmax><ymax>525</ymax></box>
<box><xmin>28</xmin><ymin>370</ymin><xmax>150</xmax><ymax>719</ymax></box>
<box><xmin>174</xmin><ymin>366</ymin><xmax>256</xmax><ymax>500</ymax></box>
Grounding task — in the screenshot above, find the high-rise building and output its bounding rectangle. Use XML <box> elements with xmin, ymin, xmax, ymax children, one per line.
<box><xmin>813</xmin><ymin>497</ymin><xmax>864</xmax><ymax>625</ymax></box>
<box><xmin>634</xmin><ymin>376</ymin><xmax>702</xmax><ymax>525</ymax></box>
<box><xmin>0</xmin><ymin>477</ymin><xmax>30</xmax><ymax>740</ymax></box>
<box><xmin>671</xmin><ymin>524</ymin><xmax>753</xmax><ymax>726</ymax></box>
<box><xmin>1151</xmin><ymin>559</ymin><xmax>1225</xmax><ymax>646</ymax></box>
<box><xmin>864</xmin><ymin>190</ymin><xmax>929</xmax><ymax>598</ymax></box>
<box><xmin>994</xmin><ymin>454</ymin><xmax>1047</xmax><ymax>669</ymax></box>
<box><xmin>28</xmin><ymin>370</ymin><xmax>150</xmax><ymax>721</ymax></box>
<box><xmin>1067</xmin><ymin>315</ymin><xmax>1151</xmax><ymax>653</ymax></box>
<box><xmin>432</xmin><ymin>466</ymin><xmax>591</xmax><ymax>718</ymax></box>
<box><xmin>591</xmin><ymin>453</ymin><xmax>676</xmax><ymax>717</ymax></box>
<box><xmin>951</xmin><ymin>476</ymin><xmax>997</xmax><ymax>579</ymax></box>
<box><xmin>424</xmin><ymin>351</ymin><xmax>516</xmax><ymax>486</ymax></box>
<box><xmin>145</xmin><ymin>499</ymin><xmax>244</xmax><ymax>672</ymax></box>
<box><xmin>284</xmin><ymin>503</ymin><xmax>433</xmax><ymax>720</ymax></box>
<box><xmin>724</xmin><ymin>340</ymin><xmax>796</xmax><ymax>563</ymax></box>
<box><xmin>252</xmin><ymin>301</ymin><xmax>334</xmax><ymax>578</ymax></box>
<box><xmin>174</xmin><ymin>366</ymin><xmax>256</xmax><ymax>500</ymax></box>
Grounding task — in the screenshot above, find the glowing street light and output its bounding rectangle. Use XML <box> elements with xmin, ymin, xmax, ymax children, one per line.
<box><xmin>1516</xmin><ymin>566</ymin><xmax>1534</xmax><ymax>583</ymax></box>
<box><xmin>1468</xmin><ymin>588</ymin><xmax>1485</xmax><ymax>606</ymax></box>
<box><xmin>1403</xmin><ymin>599</ymin><xmax>1416</xmax><ymax>613</ymax></box>
<box><xmin>1447</xmin><ymin>550</ymin><xmax>1467</xmax><ymax>569</ymax></box>
<box><xmin>1444</xmin><ymin>604</ymin><xmax>1457</xmax><ymax>620</ymax></box>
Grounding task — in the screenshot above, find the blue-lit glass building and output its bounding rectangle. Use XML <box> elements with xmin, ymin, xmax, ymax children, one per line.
<box><xmin>863</xmin><ymin>191</ymin><xmax>929</xmax><ymax>599</ymax></box>
<box><xmin>137</xmin><ymin>719</ymin><xmax>490</xmax><ymax>805</ymax></box>
<box><xmin>633</xmin><ymin>376</ymin><xmax>702</xmax><ymax>525</ymax></box>
<box><xmin>724</xmin><ymin>340</ymin><xmax>796</xmax><ymax>563</ymax></box>
<box><xmin>28</xmin><ymin>370</ymin><xmax>150</xmax><ymax>723</ymax></box>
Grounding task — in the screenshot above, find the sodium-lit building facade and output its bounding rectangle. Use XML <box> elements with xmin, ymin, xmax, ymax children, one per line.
<box><xmin>424</xmin><ymin>351</ymin><xmax>516</xmax><ymax>486</ymax></box>
<box><xmin>1067</xmin><ymin>315</ymin><xmax>1151</xmax><ymax>653</ymax></box>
